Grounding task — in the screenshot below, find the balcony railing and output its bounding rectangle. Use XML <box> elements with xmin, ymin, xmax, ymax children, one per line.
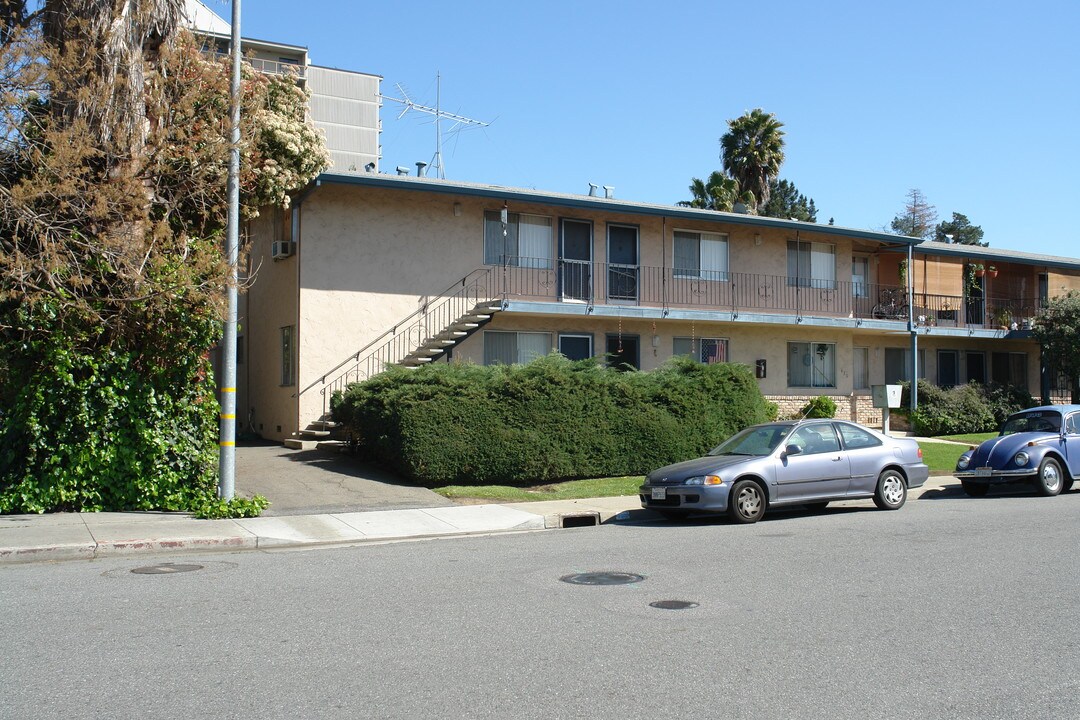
<box><xmin>488</xmin><ymin>258</ymin><xmax>1042</xmax><ymax>329</ymax></box>
<box><xmin>208</xmin><ymin>52</ymin><xmax>306</xmax><ymax>79</ymax></box>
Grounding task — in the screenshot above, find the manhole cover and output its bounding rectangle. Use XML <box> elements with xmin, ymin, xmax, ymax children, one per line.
<box><xmin>130</xmin><ymin>563</ymin><xmax>203</xmax><ymax>575</ymax></box>
<box><xmin>560</xmin><ymin>571</ymin><xmax>645</xmax><ymax>586</ymax></box>
<box><xmin>650</xmin><ymin>600</ymin><xmax>699</xmax><ymax>610</ymax></box>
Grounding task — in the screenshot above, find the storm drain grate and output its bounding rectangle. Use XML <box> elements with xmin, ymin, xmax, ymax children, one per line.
<box><xmin>650</xmin><ymin>600</ymin><xmax>699</xmax><ymax>610</ymax></box>
<box><xmin>560</xmin><ymin>571</ymin><xmax>645</xmax><ymax>586</ymax></box>
<box><xmin>130</xmin><ymin>563</ymin><xmax>203</xmax><ymax>575</ymax></box>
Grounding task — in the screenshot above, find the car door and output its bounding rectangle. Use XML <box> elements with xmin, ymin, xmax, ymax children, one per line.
<box><xmin>834</xmin><ymin>422</ymin><xmax>885</xmax><ymax>495</ymax></box>
<box><xmin>775</xmin><ymin>423</ymin><xmax>851</xmax><ymax>502</ymax></box>
<box><xmin>1063</xmin><ymin>412</ymin><xmax>1080</xmax><ymax>479</ymax></box>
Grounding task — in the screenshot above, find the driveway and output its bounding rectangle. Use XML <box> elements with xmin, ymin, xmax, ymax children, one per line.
<box><xmin>234</xmin><ymin>441</ymin><xmax>453</xmax><ymax>516</ymax></box>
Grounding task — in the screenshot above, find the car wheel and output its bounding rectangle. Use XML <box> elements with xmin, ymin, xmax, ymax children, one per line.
<box><xmin>656</xmin><ymin>509</ymin><xmax>689</xmax><ymax>521</ymax></box>
<box><xmin>1034</xmin><ymin>458</ymin><xmax>1063</xmax><ymax>497</ymax></box>
<box><xmin>873</xmin><ymin>469</ymin><xmax>907</xmax><ymax>510</ymax></box>
<box><xmin>804</xmin><ymin>501</ymin><xmax>829</xmax><ymax>512</ymax></box>
<box><xmin>961</xmin><ymin>480</ymin><xmax>989</xmax><ymax>497</ymax></box>
<box><xmin>728</xmin><ymin>480</ymin><xmax>765</xmax><ymax>524</ymax></box>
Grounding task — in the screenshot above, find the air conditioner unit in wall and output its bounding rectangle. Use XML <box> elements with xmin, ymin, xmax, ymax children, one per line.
<box><xmin>271</xmin><ymin>240</ymin><xmax>295</xmax><ymax>259</ymax></box>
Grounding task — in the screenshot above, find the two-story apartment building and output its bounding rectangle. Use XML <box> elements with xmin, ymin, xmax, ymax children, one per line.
<box><xmin>237</xmin><ymin>173</ymin><xmax>1080</xmax><ymax>442</ymax></box>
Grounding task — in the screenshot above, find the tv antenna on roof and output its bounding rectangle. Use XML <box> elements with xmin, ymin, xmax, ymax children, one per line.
<box><xmin>381</xmin><ymin>72</ymin><xmax>490</xmax><ymax>179</ymax></box>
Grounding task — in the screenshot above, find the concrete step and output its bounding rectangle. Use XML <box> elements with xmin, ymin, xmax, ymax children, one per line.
<box><xmin>283</xmin><ymin>438</ymin><xmax>319</xmax><ymax>450</ymax></box>
<box><xmin>299</xmin><ymin>429</ymin><xmax>331</xmax><ymax>439</ymax></box>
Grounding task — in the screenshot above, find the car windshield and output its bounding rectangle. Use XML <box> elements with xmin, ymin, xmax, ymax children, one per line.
<box><xmin>1000</xmin><ymin>411</ymin><xmax>1061</xmax><ymax>436</ymax></box>
<box><xmin>708</xmin><ymin>425</ymin><xmax>792</xmax><ymax>457</ymax></box>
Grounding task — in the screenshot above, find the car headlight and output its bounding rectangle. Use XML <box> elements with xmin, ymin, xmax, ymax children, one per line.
<box><xmin>685</xmin><ymin>475</ymin><xmax>723</xmax><ymax>486</ymax></box>
<box><xmin>957</xmin><ymin>456</ymin><xmax>971</xmax><ymax>470</ymax></box>
<box><xmin>1014</xmin><ymin>452</ymin><xmax>1029</xmax><ymax>467</ymax></box>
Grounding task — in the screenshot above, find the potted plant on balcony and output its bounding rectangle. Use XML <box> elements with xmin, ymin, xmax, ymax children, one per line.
<box><xmin>973</xmin><ymin>263</ymin><xmax>985</xmax><ymax>278</ymax></box>
<box><xmin>992</xmin><ymin>306</ymin><xmax>1012</xmax><ymax>329</ymax></box>
<box><xmin>987</xmin><ymin>265</ymin><xmax>998</xmax><ymax>279</ymax></box>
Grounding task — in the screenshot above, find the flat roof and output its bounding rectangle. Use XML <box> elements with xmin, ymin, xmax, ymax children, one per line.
<box><xmin>313</xmin><ymin>173</ymin><xmax>923</xmax><ymax>246</ymax></box>
<box><xmin>909</xmin><ymin>239</ymin><xmax>1080</xmax><ymax>270</ymax></box>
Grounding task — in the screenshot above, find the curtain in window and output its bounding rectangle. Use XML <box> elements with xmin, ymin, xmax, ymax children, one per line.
<box><xmin>853</xmin><ymin>347</ymin><xmax>869</xmax><ymax>389</ymax></box>
<box><xmin>673</xmin><ymin>232</ymin><xmax>699</xmax><ymax>276</ymax></box>
<box><xmin>517</xmin><ymin>215</ymin><xmax>552</xmax><ymax>269</ymax></box>
<box><xmin>810</xmin><ymin>244</ymin><xmax>836</xmax><ymax>289</ymax></box>
<box><xmin>789</xmin><ymin>342</ymin><xmax>836</xmax><ymax>388</ymax></box>
<box><xmin>852</xmin><ymin>257</ymin><xmax>869</xmax><ymax>297</ymax></box>
<box><xmin>700</xmin><ymin>234</ymin><xmax>728</xmax><ymax>280</ymax></box>
<box><xmin>516</xmin><ymin>332</ymin><xmax>551</xmax><ymax>363</ymax></box>
<box><xmin>484</xmin><ymin>331</ymin><xmax>516</xmax><ymax>365</ymax></box>
<box><xmin>788</xmin><ymin>343</ymin><xmax>813</xmax><ymax>386</ymax></box>
<box><xmin>484</xmin><ymin>211</ymin><xmax>519</xmax><ymax>265</ymax></box>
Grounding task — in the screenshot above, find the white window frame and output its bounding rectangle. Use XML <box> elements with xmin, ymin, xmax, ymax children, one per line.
<box><xmin>788</xmin><ymin>341</ymin><xmax>837</xmax><ymax>389</ymax></box>
<box><xmin>673</xmin><ymin>337</ymin><xmax>728</xmax><ymax>364</ymax></box>
<box><xmin>673</xmin><ymin>230</ymin><xmax>729</xmax><ymax>281</ymax></box>
<box><xmin>557</xmin><ymin>333</ymin><xmax>593</xmax><ymax>362</ymax></box>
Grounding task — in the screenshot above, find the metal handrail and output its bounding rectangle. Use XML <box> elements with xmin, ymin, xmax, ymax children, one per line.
<box><xmin>303</xmin><ymin>267</ymin><xmax>496</xmax><ymax>412</ymax></box>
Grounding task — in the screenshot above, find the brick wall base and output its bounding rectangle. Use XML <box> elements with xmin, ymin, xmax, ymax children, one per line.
<box><xmin>765</xmin><ymin>394</ymin><xmax>884</xmax><ymax>428</ymax></box>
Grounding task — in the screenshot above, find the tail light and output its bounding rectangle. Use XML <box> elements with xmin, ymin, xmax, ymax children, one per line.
<box><xmin>917</xmin><ymin>447</ymin><xmax>923</xmax><ymax>459</ymax></box>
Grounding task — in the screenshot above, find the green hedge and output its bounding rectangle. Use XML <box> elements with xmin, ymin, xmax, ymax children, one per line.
<box><xmin>331</xmin><ymin>354</ymin><xmax>773</xmax><ymax>486</ymax></box>
<box><xmin>900</xmin><ymin>379</ymin><xmax>1035</xmax><ymax>436</ymax></box>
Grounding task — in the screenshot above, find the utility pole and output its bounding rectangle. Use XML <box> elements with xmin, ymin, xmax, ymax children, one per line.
<box><xmin>218</xmin><ymin>0</ymin><xmax>241</xmax><ymax>500</ymax></box>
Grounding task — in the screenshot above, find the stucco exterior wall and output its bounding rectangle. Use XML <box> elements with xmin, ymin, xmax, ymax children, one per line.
<box><xmin>244</xmin><ymin>211</ymin><xmax>300</xmax><ymax>438</ymax></box>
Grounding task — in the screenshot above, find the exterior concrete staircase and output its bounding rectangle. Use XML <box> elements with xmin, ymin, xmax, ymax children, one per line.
<box><xmin>293</xmin><ymin>268</ymin><xmax>502</xmax><ymax>446</ymax></box>
<box><xmin>399</xmin><ymin>301</ymin><xmax>502</xmax><ymax>367</ymax></box>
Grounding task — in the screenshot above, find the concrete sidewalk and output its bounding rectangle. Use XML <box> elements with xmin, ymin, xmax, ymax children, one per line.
<box><xmin>0</xmin><ymin>477</ymin><xmax>962</xmax><ymax>566</ymax></box>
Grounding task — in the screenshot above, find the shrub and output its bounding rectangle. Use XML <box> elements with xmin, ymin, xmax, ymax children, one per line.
<box><xmin>332</xmin><ymin>354</ymin><xmax>772</xmax><ymax>486</ymax></box>
<box><xmin>799</xmin><ymin>395</ymin><xmax>837</xmax><ymax>419</ymax></box>
<box><xmin>900</xmin><ymin>379</ymin><xmax>1034</xmax><ymax>436</ymax></box>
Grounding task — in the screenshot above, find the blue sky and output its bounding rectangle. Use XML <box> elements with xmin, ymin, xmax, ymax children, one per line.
<box><xmin>234</xmin><ymin>0</ymin><xmax>1078</xmax><ymax>258</ymax></box>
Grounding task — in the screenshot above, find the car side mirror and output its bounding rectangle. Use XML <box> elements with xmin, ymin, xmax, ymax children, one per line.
<box><xmin>784</xmin><ymin>444</ymin><xmax>802</xmax><ymax>456</ymax></box>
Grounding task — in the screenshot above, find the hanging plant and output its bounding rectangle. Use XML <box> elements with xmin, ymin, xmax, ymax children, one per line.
<box><xmin>898</xmin><ymin>259</ymin><xmax>908</xmax><ymax>287</ymax></box>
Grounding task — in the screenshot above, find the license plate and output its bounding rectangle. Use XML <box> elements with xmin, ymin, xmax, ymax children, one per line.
<box><xmin>975</xmin><ymin>467</ymin><xmax>992</xmax><ymax>477</ymax></box>
<box><xmin>651</xmin><ymin>487</ymin><xmax>667</xmax><ymax>500</ymax></box>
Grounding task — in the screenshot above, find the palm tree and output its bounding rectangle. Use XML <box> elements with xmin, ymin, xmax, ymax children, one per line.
<box><xmin>720</xmin><ymin>109</ymin><xmax>785</xmax><ymax>211</ymax></box>
<box><xmin>677</xmin><ymin>170</ymin><xmax>756</xmax><ymax>213</ymax></box>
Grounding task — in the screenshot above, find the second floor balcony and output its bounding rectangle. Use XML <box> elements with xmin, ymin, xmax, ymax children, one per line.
<box><xmin>486</xmin><ymin>258</ymin><xmax>1042</xmax><ymax>331</ymax></box>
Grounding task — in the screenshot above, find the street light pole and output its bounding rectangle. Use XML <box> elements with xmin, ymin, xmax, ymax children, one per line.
<box><xmin>218</xmin><ymin>0</ymin><xmax>241</xmax><ymax>500</ymax></box>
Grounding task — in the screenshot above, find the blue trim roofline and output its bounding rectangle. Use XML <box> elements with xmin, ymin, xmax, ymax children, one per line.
<box><xmin>312</xmin><ymin>173</ymin><xmax>922</xmax><ymax>246</ymax></box>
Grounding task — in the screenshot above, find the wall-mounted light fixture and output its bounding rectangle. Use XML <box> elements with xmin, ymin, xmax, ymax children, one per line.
<box><xmin>453</xmin><ymin>202</ymin><xmax>462</xmax><ymax>217</ymax></box>
<box><xmin>754</xmin><ymin>233</ymin><xmax>762</xmax><ymax>246</ymax></box>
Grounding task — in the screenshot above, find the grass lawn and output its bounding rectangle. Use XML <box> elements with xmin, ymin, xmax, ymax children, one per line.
<box><xmin>937</xmin><ymin>432</ymin><xmax>996</xmax><ymax>444</ymax></box>
<box><xmin>438</xmin><ymin>441</ymin><xmax>962</xmax><ymax>502</ymax></box>
<box><xmin>434</xmin><ymin>476</ymin><xmax>643</xmax><ymax>503</ymax></box>
<box><xmin>918</xmin><ymin>441</ymin><xmax>967</xmax><ymax>475</ymax></box>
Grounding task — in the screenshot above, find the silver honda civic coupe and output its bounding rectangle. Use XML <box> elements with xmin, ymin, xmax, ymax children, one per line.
<box><xmin>640</xmin><ymin>419</ymin><xmax>929</xmax><ymax>524</ymax></box>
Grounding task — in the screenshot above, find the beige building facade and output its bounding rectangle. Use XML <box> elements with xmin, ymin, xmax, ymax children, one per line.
<box><xmin>238</xmin><ymin>174</ymin><xmax>1080</xmax><ymax>442</ymax></box>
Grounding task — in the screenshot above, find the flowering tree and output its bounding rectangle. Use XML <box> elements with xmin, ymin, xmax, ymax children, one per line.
<box><xmin>0</xmin><ymin>11</ymin><xmax>329</xmax><ymax>513</ymax></box>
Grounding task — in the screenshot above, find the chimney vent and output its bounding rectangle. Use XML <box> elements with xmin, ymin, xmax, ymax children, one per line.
<box><xmin>396</xmin><ymin>166</ymin><xmax>410</xmax><ymax>176</ymax></box>
<box><xmin>416</xmin><ymin>161</ymin><xmax>428</xmax><ymax>177</ymax></box>
<box><xmin>603</xmin><ymin>185</ymin><xmax>614</xmax><ymax>199</ymax></box>
<box><xmin>588</xmin><ymin>183</ymin><xmax>598</xmax><ymax>196</ymax></box>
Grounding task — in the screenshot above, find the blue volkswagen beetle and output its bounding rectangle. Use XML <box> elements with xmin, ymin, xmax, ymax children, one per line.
<box><xmin>955</xmin><ymin>405</ymin><xmax>1080</xmax><ymax>497</ymax></box>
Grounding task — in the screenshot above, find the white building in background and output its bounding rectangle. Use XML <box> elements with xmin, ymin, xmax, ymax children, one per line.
<box><xmin>183</xmin><ymin>0</ymin><xmax>381</xmax><ymax>174</ymax></box>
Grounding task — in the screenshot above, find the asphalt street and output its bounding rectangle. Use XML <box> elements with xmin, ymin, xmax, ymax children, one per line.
<box><xmin>2</xmin><ymin>489</ymin><xmax>1078</xmax><ymax>720</ymax></box>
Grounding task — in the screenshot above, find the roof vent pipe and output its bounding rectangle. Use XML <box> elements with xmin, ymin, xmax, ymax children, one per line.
<box><xmin>396</xmin><ymin>166</ymin><xmax>410</xmax><ymax>176</ymax></box>
<box><xmin>416</xmin><ymin>161</ymin><xmax>428</xmax><ymax>178</ymax></box>
<box><xmin>588</xmin><ymin>183</ymin><xmax>598</xmax><ymax>196</ymax></box>
<box><xmin>603</xmin><ymin>185</ymin><xmax>614</xmax><ymax>199</ymax></box>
